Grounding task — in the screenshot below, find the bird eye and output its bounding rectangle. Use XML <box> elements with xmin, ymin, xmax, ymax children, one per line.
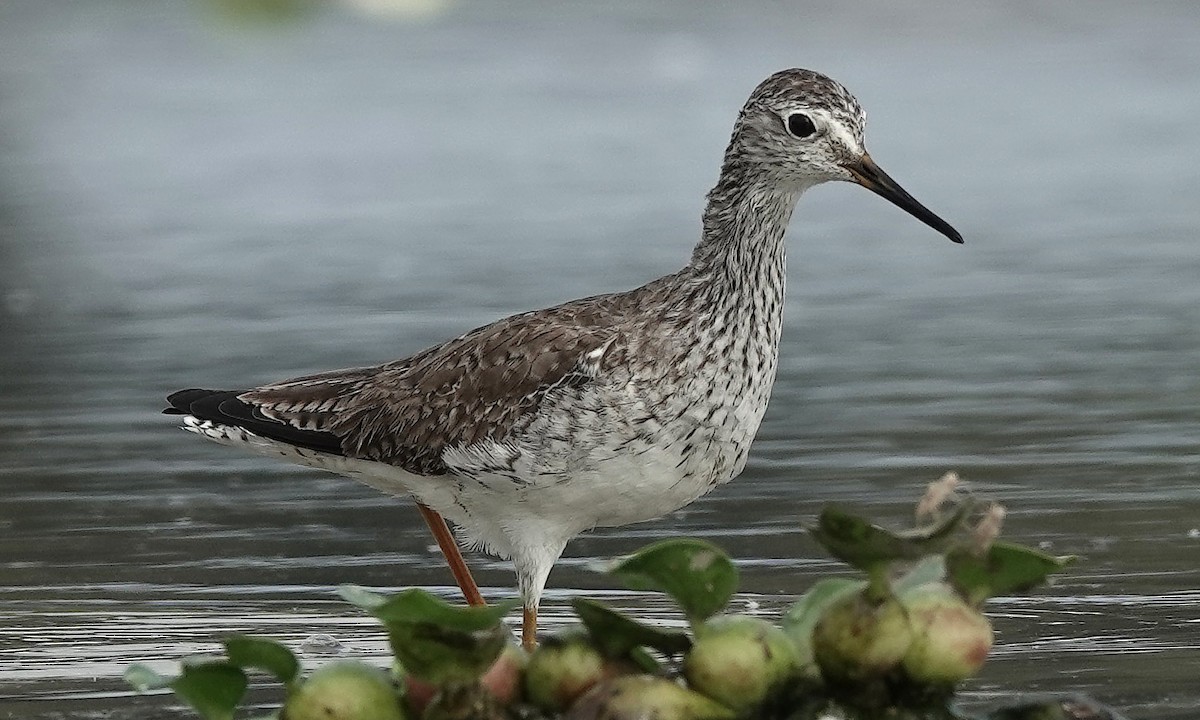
<box><xmin>785</xmin><ymin>112</ymin><xmax>816</xmax><ymax>139</ymax></box>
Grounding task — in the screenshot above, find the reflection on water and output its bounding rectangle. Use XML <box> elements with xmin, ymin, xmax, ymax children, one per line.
<box><xmin>2</xmin><ymin>1</ymin><xmax>1199</xmax><ymax>718</ymax></box>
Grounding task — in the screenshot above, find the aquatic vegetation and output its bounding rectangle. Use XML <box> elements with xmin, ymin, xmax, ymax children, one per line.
<box><xmin>126</xmin><ymin>478</ymin><xmax>1099</xmax><ymax>720</ymax></box>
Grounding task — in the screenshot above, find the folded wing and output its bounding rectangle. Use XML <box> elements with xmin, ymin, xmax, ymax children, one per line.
<box><xmin>167</xmin><ymin>302</ymin><xmax>624</xmax><ymax>476</ymax></box>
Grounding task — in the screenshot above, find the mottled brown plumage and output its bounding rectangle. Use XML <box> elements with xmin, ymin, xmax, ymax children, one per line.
<box><xmin>239</xmin><ymin>296</ymin><xmax>631</xmax><ymax>474</ymax></box>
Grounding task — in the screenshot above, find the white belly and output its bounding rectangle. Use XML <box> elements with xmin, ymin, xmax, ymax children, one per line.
<box><xmin>459</xmin><ymin>378</ymin><xmax>770</xmax><ymax>537</ymax></box>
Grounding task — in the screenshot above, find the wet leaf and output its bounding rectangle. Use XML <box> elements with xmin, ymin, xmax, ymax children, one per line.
<box><xmin>810</xmin><ymin>505</ymin><xmax>966</xmax><ymax>573</ymax></box>
<box><xmin>385</xmin><ymin>618</ymin><xmax>510</xmax><ymax>684</ymax></box>
<box><xmin>223</xmin><ymin>635</ymin><xmax>299</xmax><ymax>685</ymax></box>
<box><xmin>572</xmin><ymin>597</ymin><xmax>691</xmax><ymax>661</ymax></box>
<box><xmin>339</xmin><ymin>585</ymin><xmax>517</xmax><ymax>684</ymax></box>
<box><xmin>946</xmin><ymin>541</ymin><xmax>1076</xmax><ymax>606</ymax></box>
<box><xmin>338</xmin><ymin>585</ymin><xmax>517</xmax><ymax>631</ymax></box>
<box><xmin>607</xmin><ymin>539</ymin><xmax>738</xmax><ymax>624</ymax></box>
<box><xmin>126</xmin><ymin>661</ymin><xmax>247</xmax><ymax>720</ymax></box>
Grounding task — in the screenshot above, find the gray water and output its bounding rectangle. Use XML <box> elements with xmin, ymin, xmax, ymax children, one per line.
<box><xmin>2</xmin><ymin>1</ymin><xmax>1198</xmax><ymax>718</ymax></box>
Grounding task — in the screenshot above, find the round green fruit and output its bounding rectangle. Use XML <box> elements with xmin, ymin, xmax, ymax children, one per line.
<box><xmin>402</xmin><ymin>644</ymin><xmax>525</xmax><ymax>716</ymax></box>
<box><xmin>479</xmin><ymin>643</ymin><xmax>526</xmax><ymax>706</ymax></box>
<box><xmin>282</xmin><ymin>661</ymin><xmax>408</xmax><ymax>720</ymax></box>
<box><xmin>566</xmin><ymin>676</ymin><xmax>736</xmax><ymax>720</ymax></box>
<box><xmin>900</xmin><ymin>582</ymin><xmax>993</xmax><ymax>686</ymax></box>
<box><xmin>782</xmin><ymin>578</ymin><xmax>865</xmax><ymax>683</ymax></box>
<box><xmin>812</xmin><ymin>592</ymin><xmax>913</xmax><ymax>683</ymax></box>
<box><xmin>525</xmin><ymin>631</ymin><xmax>627</xmax><ymax>713</ymax></box>
<box><xmin>684</xmin><ymin>615</ymin><xmax>801</xmax><ymax>712</ymax></box>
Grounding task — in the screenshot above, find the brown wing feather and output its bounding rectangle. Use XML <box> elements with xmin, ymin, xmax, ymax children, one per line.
<box><xmin>238</xmin><ymin>297</ymin><xmax>627</xmax><ymax>475</ymax></box>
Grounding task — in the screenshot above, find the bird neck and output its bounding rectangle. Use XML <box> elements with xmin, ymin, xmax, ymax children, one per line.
<box><xmin>687</xmin><ymin>156</ymin><xmax>806</xmax><ymax>302</ymax></box>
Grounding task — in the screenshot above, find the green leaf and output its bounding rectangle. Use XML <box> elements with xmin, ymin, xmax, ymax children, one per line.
<box><xmin>124</xmin><ymin>664</ymin><xmax>176</xmax><ymax>692</ymax></box>
<box><xmin>782</xmin><ymin>578</ymin><xmax>866</xmax><ymax>636</ymax></box>
<box><xmin>809</xmin><ymin>505</ymin><xmax>966</xmax><ymax>573</ymax></box>
<box><xmin>338</xmin><ymin>585</ymin><xmax>517</xmax><ymax>632</ymax></box>
<box><xmin>126</xmin><ymin>660</ymin><xmax>248</xmax><ymax>720</ymax></box>
<box><xmin>223</xmin><ymin>635</ymin><xmax>300</xmax><ymax>685</ymax></box>
<box><xmin>336</xmin><ymin>584</ymin><xmax>389</xmax><ymax>611</ymax></box>
<box><xmin>385</xmin><ymin>620</ymin><xmax>510</xmax><ymax>684</ymax></box>
<box><xmin>780</xmin><ymin>578</ymin><xmax>865</xmax><ymax>680</ymax></box>
<box><xmin>893</xmin><ymin>556</ymin><xmax>947</xmax><ymax>595</ymax></box>
<box><xmin>338</xmin><ymin>585</ymin><xmax>517</xmax><ymax>684</ymax></box>
<box><xmin>607</xmin><ymin>539</ymin><xmax>738</xmax><ymax>625</ymax></box>
<box><xmin>946</xmin><ymin>541</ymin><xmax>1075</xmax><ymax>606</ymax></box>
<box><xmin>572</xmin><ymin>598</ymin><xmax>692</xmax><ymax>660</ymax></box>
<box><xmin>627</xmin><ymin>646</ymin><xmax>662</xmax><ymax>674</ymax></box>
<box><xmin>176</xmin><ymin>661</ymin><xmax>249</xmax><ymax>720</ymax></box>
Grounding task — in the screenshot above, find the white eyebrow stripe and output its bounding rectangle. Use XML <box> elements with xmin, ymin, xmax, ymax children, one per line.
<box><xmin>826</xmin><ymin>118</ymin><xmax>863</xmax><ymax>155</ymax></box>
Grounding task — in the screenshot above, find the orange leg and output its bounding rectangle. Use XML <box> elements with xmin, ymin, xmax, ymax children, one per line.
<box><xmin>522</xmin><ymin>605</ymin><xmax>538</xmax><ymax>650</ymax></box>
<box><xmin>416</xmin><ymin>503</ymin><xmax>486</xmax><ymax>607</ymax></box>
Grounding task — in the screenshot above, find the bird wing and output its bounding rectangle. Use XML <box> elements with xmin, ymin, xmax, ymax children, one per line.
<box><xmin>172</xmin><ymin>299</ymin><xmax>625</xmax><ymax>476</ymax></box>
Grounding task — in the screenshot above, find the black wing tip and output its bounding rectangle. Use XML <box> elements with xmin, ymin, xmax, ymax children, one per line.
<box><xmin>164</xmin><ymin>386</ymin><xmax>345</xmax><ymax>457</ymax></box>
<box><xmin>164</xmin><ymin>388</ymin><xmax>242</xmax><ymax>415</ymax></box>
